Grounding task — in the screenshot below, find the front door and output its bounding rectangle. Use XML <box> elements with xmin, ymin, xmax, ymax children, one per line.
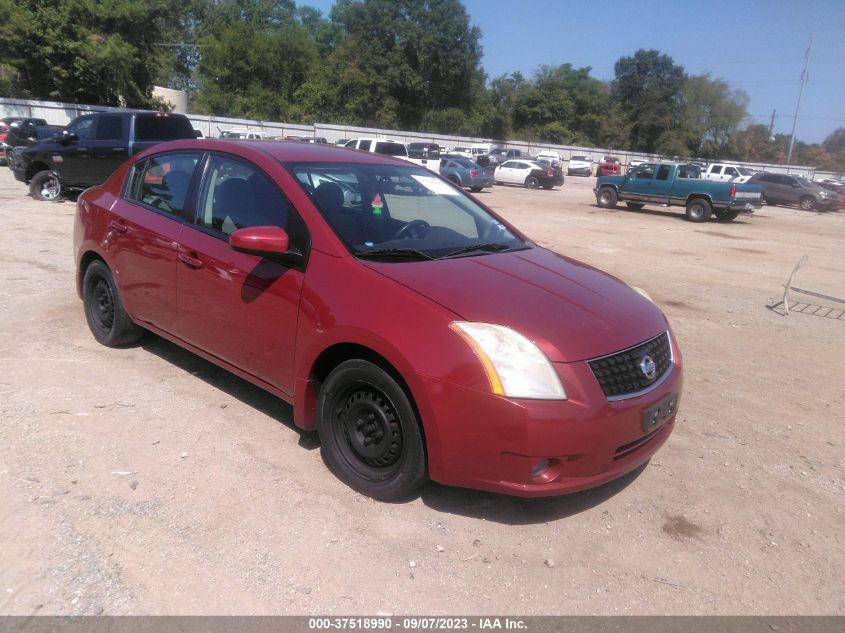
<box><xmin>176</xmin><ymin>153</ymin><xmax>308</xmax><ymax>395</ymax></box>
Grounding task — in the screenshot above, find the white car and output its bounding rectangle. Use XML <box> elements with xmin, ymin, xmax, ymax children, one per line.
<box><xmin>567</xmin><ymin>154</ymin><xmax>593</xmax><ymax>176</ymax></box>
<box><xmin>703</xmin><ymin>163</ymin><xmax>754</xmax><ymax>184</ymax></box>
<box><xmin>494</xmin><ymin>159</ymin><xmax>556</xmax><ymax>189</ymax></box>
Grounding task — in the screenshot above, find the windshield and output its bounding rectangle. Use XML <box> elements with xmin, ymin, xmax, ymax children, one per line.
<box><xmin>572</xmin><ymin>155</ymin><xmax>590</xmax><ymax>161</ymax></box>
<box><xmin>795</xmin><ymin>176</ymin><xmax>814</xmax><ymax>187</ymax></box>
<box><xmin>287</xmin><ymin>162</ymin><xmax>525</xmax><ymax>261</ymax></box>
<box><xmin>737</xmin><ymin>167</ymin><xmax>753</xmax><ymax>176</ymax></box>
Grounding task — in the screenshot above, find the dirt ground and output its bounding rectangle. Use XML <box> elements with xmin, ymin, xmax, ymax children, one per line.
<box><xmin>0</xmin><ymin>166</ymin><xmax>842</xmax><ymax>616</ymax></box>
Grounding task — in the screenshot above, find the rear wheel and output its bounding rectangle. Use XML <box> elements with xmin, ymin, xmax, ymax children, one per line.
<box><xmin>317</xmin><ymin>360</ymin><xmax>427</xmax><ymax>500</ymax></box>
<box><xmin>626</xmin><ymin>202</ymin><xmax>644</xmax><ymax>210</ymax></box>
<box><xmin>82</xmin><ymin>260</ymin><xmax>143</xmax><ymax>347</ymax></box>
<box><xmin>685</xmin><ymin>198</ymin><xmax>712</xmax><ymax>222</ymax></box>
<box><xmin>29</xmin><ymin>170</ymin><xmax>62</xmax><ymax>202</ymax></box>
<box><xmin>525</xmin><ymin>176</ymin><xmax>539</xmax><ymax>188</ymax></box>
<box><xmin>714</xmin><ymin>209</ymin><xmax>740</xmax><ymax>222</ymax></box>
<box><xmin>800</xmin><ymin>196</ymin><xmax>816</xmax><ymax>211</ymax></box>
<box><xmin>542</xmin><ymin>184</ymin><xmax>554</xmax><ymax>190</ymax></box>
<box><xmin>597</xmin><ymin>187</ymin><xmax>617</xmax><ymax>208</ymax></box>
<box><xmin>447</xmin><ymin>175</ymin><xmax>461</xmax><ymax>187</ymax></box>
<box><xmin>470</xmin><ymin>186</ymin><xmax>483</xmax><ymax>192</ymax></box>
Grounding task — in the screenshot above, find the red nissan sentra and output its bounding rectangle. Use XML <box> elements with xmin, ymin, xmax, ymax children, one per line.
<box><xmin>74</xmin><ymin>140</ymin><xmax>682</xmax><ymax>500</ymax></box>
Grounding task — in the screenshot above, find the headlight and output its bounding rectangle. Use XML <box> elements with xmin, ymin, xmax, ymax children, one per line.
<box><xmin>450</xmin><ymin>322</ymin><xmax>566</xmax><ymax>400</ymax></box>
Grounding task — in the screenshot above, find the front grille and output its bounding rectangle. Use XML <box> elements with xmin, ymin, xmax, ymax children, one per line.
<box><xmin>588</xmin><ymin>332</ymin><xmax>672</xmax><ymax>399</ymax></box>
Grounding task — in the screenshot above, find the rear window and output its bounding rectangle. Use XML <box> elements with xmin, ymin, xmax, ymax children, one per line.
<box><xmin>135</xmin><ymin>115</ymin><xmax>195</xmax><ymax>142</ymax></box>
<box><xmin>572</xmin><ymin>155</ymin><xmax>590</xmax><ymax>161</ymax></box>
<box><xmin>374</xmin><ymin>142</ymin><xmax>407</xmax><ymax>156</ymax></box>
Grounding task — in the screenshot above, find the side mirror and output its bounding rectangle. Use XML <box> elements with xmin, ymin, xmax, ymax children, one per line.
<box><xmin>56</xmin><ymin>132</ymin><xmax>79</xmax><ymax>144</ymax></box>
<box><xmin>229</xmin><ymin>226</ymin><xmax>302</xmax><ymax>264</ymax></box>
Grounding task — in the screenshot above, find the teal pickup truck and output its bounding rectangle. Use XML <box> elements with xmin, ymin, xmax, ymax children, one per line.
<box><xmin>594</xmin><ymin>162</ymin><xmax>763</xmax><ymax>222</ymax></box>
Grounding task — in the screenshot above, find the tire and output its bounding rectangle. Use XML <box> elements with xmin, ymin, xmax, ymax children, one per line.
<box><xmin>447</xmin><ymin>175</ymin><xmax>461</xmax><ymax>187</ymax></box>
<box><xmin>542</xmin><ymin>184</ymin><xmax>554</xmax><ymax>190</ymax></box>
<box><xmin>800</xmin><ymin>196</ymin><xmax>816</xmax><ymax>211</ymax></box>
<box><xmin>317</xmin><ymin>359</ymin><xmax>427</xmax><ymax>500</ymax></box>
<box><xmin>685</xmin><ymin>198</ymin><xmax>712</xmax><ymax>222</ymax></box>
<box><xmin>760</xmin><ymin>194</ymin><xmax>767</xmax><ymax>206</ymax></box>
<box><xmin>525</xmin><ymin>176</ymin><xmax>539</xmax><ymax>188</ymax></box>
<box><xmin>714</xmin><ymin>209</ymin><xmax>740</xmax><ymax>222</ymax></box>
<box><xmin>626</xmin><ymin>202</ymin><xmax>644</xmax><ymax>210</ymax></box>
<box><xmin>82</xmin><ymin>260</ymin><xmax>143</xmax><ymax>347</ymax></box>
<box><xmin>29</xmin><ymin>170</ymin><xmax>62</xmax><ymax>202</ymax></box>
<box><xmin>596</xmin><ymin>186</ymin><xmax>617</xmax><ymax>208</ymax></box>
<box><xmin>470</xmin><ymin>186</ymin><xmax>483</xmax><ymax>192</ymax></box>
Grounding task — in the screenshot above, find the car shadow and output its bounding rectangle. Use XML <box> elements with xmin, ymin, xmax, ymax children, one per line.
<box><xmin>139</xmin><ymin>333</ymin><xmax>320</xmax><ymax>450</ymax></box>
<box><xmin>414</xmin><ymin>462</ymin><xmax>649</xmax><ymax>525</ymax></box>
<box><xmin>594</xmin><ymin>205</ymin><xmax>754</xmax><ymax>225</ymax></box>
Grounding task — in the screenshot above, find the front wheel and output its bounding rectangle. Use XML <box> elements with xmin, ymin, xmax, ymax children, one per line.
<box><xmin>317</xmin><ymin>360</ymin><xmax>427</xmax><ymax>500</ymax></box>
<box><xmin>30</xmin><ymin>170</ymin><xmax>63</xmax><ymax>202</ymax></box>
<box><xmin>82</xmin><ymin>260</ymin><xmax>143</xmax><ymax>346</ymax></box>
<box><xmin>715</xmin><ymin>209</ymin><xmax>740</xmax><ymax>222</ymax></box>
<box><xmin>800</xmin><ymin>196</ymin><xmax>816</xmax><ymax>211</ymax></box>
<box><xmin>685</xmin><ymin>198</ymin><xmax>712</xmax><ymax>222</ymax></box>
<box><xmin>596</xmin><ymin>187</ymin><xmax>617</xmax><ymax>208</ymax></box>
<box><xmin>525</xmin><ymin>176</ymin><xmax>539</xmax><ymax>188</ymax></box>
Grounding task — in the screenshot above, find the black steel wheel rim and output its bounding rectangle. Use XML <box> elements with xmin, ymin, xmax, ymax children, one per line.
<box><xmin>89</xmin><ymin>277</ymin><xmax>115</xmax><ymax>333</ymax></box>
<box><xmin>333</xmin><ymin>385</ymin><xmax>403</xmax><ymax>476</ymax></box>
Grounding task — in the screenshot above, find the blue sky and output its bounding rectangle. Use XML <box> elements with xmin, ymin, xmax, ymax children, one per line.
<box><xmin>303</xmin><ymin>0</ymin><xmax>845</xmax><ymax>144</ymax></box>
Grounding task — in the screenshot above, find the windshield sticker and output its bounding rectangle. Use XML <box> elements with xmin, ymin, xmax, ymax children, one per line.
<box><xmin>411</xmin><ymin>175</ymin><xmax>460</xmax><ymax>195</ymax></box>
<box><xmin>370</xmin><ymin>193</ymin><xmax>384</xmax><ymax>215</ymax></box>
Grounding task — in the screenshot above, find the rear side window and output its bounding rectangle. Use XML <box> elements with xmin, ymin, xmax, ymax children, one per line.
<box><xmin>374</xmin><ymin>142</ymin><xmax>406</xmax><ymax>156</ymax></box>
<box><xmin>135</xmin><ymin>115</ymin><xmax>195</xmax><ymax>142</ymax></box>
<box><xmin>709</xmin><ymin>165</ymin><xmax>723</xmax><ymax>175</ymax></box>
<box><xmin>656</xmin><ymin>165</ymin><xmax>671</xmax><ymax>180</ymax></box>
<box><xmin>95</xmin><ymin>115</ymin><xmax>124</xmax><ymax>141</ymax></box>
<box><xmin>126</xmin><ymin>152</ymin><xmax>201</xmax><ymax>217</ymax></box>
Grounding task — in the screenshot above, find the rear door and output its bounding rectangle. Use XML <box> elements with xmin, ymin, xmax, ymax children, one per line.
<box><xmin>87</xmin><ymin>114</ymin><xmax>129</xmax><ymax>183</ymax></box>
<box><xmin>175</xmin><ymin>153</ymin><xmax>308</xmax><ymax>394</ymax></box>
<box><xmin>109</xmin><ymin>151</ymin><xmax>202</xmax><ymax>332</ymax></box>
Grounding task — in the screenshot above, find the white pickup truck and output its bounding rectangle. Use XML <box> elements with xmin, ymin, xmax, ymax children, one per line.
<box><xmin>344</xmin><ymin>138</ymin><xmax>437</xmax><ymax>171</ymax></box>
<box><xmin>703</xmin><ymin>163</ymin><xmax>754</xmax><ymax>183</ymax></box>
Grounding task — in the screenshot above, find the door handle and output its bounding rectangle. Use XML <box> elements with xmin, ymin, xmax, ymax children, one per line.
<box><xmin>109</xmin><ymin>220</ymin><xmax>128</xmax><ymax>234</ymax></box>
<box><xmin>178</xmin><ymin>252</ymin><xmax>203</xmax><ymax>269</ymax></box>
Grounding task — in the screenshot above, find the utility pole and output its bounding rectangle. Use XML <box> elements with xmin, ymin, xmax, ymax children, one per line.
<box><xmin>786</xmin><ymin>33</ymin><xmax>814</xmax><ymax>168</ymax></box>
<box><xmin>768</xmin><ymin>109</ymin><xmax>776</xmax><ymax>138</ymax></box>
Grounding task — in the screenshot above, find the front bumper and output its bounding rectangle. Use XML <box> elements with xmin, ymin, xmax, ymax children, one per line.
<box><xmin>568</xmin><ymin>166</ymin><xmax>592</xmax><ymax>176</ymax></box>
<box><xmin>420</xmin><ymin>351</ymin><xmax>682</xmax><ymax>497</ymax></box>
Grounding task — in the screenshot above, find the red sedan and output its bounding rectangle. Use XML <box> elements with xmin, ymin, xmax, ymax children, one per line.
<box><xmin>74</xmin><ymin>140</ymin><xmax>682</xmax><ymax>500</ymax></box>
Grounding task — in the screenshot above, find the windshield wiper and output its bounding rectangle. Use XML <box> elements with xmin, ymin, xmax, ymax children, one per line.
<box><xmin>440</xmin><ymin>243</ymin><xmax>513</xmax><ymax>259</ymax></box>
<box><xmin>355</xmin><ymin>248</ymin><xmax>436</xmax><ymax>261</ymax></box>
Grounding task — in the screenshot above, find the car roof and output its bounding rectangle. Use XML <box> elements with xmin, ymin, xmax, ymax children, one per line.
<box><xmin>133</xmin><ymin>138</ymin><xmax>419</xmax><ymax>166</ymax></box>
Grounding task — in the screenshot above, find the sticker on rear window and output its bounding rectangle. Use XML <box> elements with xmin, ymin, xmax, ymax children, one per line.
<box><xmin>411</xmin><ymin>175</ymin><xmax>459</xmax><ymax>195</ymax></box>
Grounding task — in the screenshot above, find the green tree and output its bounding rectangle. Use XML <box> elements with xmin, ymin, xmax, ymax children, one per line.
<box><xmin>2</xmin><ymin>0</ymin><xmax>188</xmax><ymax>107</ymax></box>
<box><xmin>612</xmin><ymin>49</ymin><xmax>686</xmax><ymax>153</ymax></box>
<box><xmin>317</xmin><ymin>0</ymin><xmax>485</xmax><ymax>129</ymax></box>
<box><xmin>681</xmin><ymin>74</ymin><xmax>748</xmax><ymax>158</ymax></box>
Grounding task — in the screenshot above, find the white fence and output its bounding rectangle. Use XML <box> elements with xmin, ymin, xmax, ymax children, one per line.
<box><xmin>2</xmin><ymin>96</ymin><xmax>840</xmax><ymax>180</ymax></box>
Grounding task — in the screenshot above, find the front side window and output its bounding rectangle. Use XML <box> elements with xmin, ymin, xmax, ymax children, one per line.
<box><xmin>126</xmin><ymin>152</ymin><xmax>201</xmax><ymax>217</ymax></box>
<box><xmin>656</xmin><ymin>165</ymin><xmax>671</xmax><ymax>180</ymax></box>
<box><xmin>634</xmin><ymin>164</ymin><xmax>656</xmax><ymax>179</ymax></box>
<box><xmin>288</xmin><ymin>162</ymin><xmax>525</xmax><ymax>261</ymax></box>
<box><xmin>66</xmin><ymin>116</ymin><xmax>95</xmax><ymax>141</ymax></box>
<box><xmin>197</xmin><ymin>155</ymin><xmax>306</xmax><ymax>251</ymax></box>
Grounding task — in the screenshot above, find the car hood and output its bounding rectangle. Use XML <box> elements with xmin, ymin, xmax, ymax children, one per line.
<box><xmin>363</xmin><ymin>247</ymin><xmax>668</xmax><ymax>363</ymax></box>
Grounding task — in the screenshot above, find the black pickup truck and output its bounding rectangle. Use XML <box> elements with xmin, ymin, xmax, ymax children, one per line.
<box><xmin>12</xmin><ymin>111</ymin><xmax>196</xmax><ymax>201</ymax></box>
